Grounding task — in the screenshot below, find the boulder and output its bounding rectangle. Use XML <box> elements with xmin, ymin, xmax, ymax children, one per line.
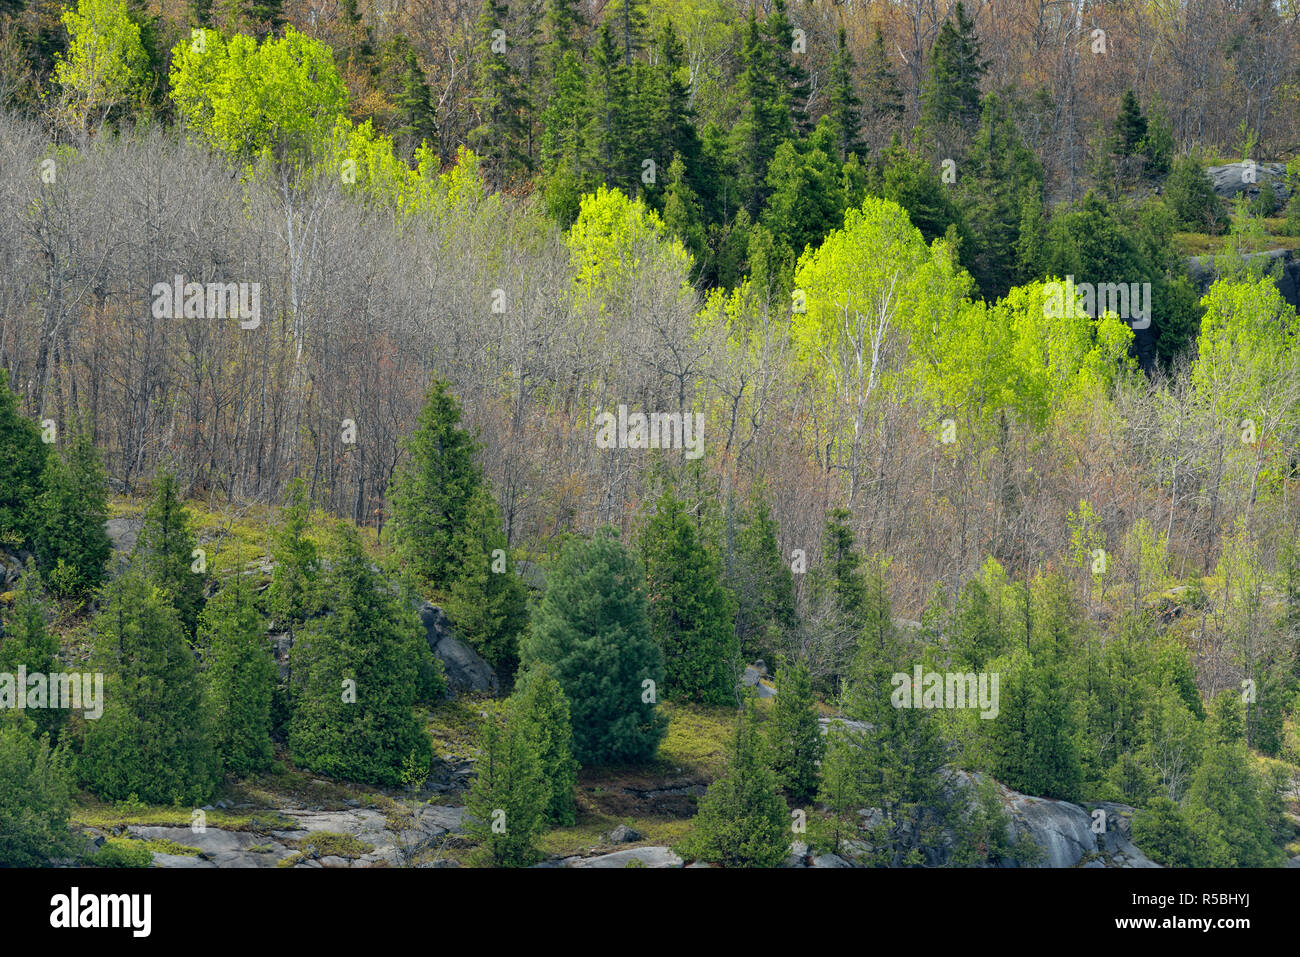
<box><xmin>565</xmin><ymin>846</ymin><xmax>683</xmax><ymax>868</ymax></box>
<box><xmin>1205</xmin><ymin>161</ymin><xmax>1290</xmax><ymax>202</ymax></box>
<box><xmin>609</xmin><ymin>824</ymin><xmax>643</xmax><ymax>844</ymax></box>
<box><xmin>417</xmin><ymin>602</ymin><xmax>498</xmax><ymax>695</ymax></box>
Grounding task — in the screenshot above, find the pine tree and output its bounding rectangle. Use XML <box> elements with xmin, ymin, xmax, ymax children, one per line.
<box><xmin>522</xmin><ymin>527</ymin><xmax>666</xmax><ymax>765</ymax></box>
<box><xmin>638</xmin><ymin>23</ymin><xmax>705</xmax><ymax>210</ymax></box>
<box><xmin>860</xmin><ymin>23</ymin><xmax>903</xmax><ymax>143</ymax></box>
<box><xmin>267</xmin><ymin>478</ymin><xmax>320</xmax><ymax>629</ymax></box>
<box><xmin>919</xmin><ymin>1</ymin><xmax>985</xmax><ymax>137</ymax></box>
<box><xmin>586</xmin><ymin>21</ymin><xmax>635</xmax><ymax>192</ymax></box>
<box><xmin>394</xmin><ymin>48</ymin><xmax>437</xmax><ymax>157</ymax></box>
<box><xmin>731</xmin><ymin>7</ymin><xmax>793</xmax><ymax>217</ymax></box>
<box><xmin>34</xmin><ymin>425</ymin><xmax>111</xmax><ymax>598</ymax></box>
<box><xmin>1112</xmin><ymin>90</ymin><xmax>1148</xmax><ymax>158</ymax></box>
<box><xmin>135</xmin><ymin>468</ymin><xmax>206</xmax><ymax>637</ymax></box>
<box><xmin>662</xmin><ymin>153</ymin><xmax>707</xmax><ymax>267</ymax></box>
<box><xmin>288</xmin><ymin>525</ymin><xmax>433</xmax><ymax>786</ymax></box>
<box><xmin>766</xmin><ymin>659</ymin><xmax>822</xmax><ymax>804</ymax></box>
<box><xmin>827</xmin><ymin>27</ymin><xmax>862</xmax><ymax>162</ymax></box>
<box><xmin>880</xmin><ymin>137</ymin><xmax>967</xmax><ymax>245</ymax></box>
<box><xmin>510</xmin><ymin>663</ymin><xmax>578</xmax><ymax>826</ymax></box>
<box><xmin>388</xmin><ymin>379</ymin><xmax>483</xmax><ymax>597</ymax></box>
<box><xmin>464</xmin><ymin>702</ymin><xmax>547</xmax><ymax>866</ymax></box>
<box><xmin>766</xmin><ymin>0</ymin><xmax>809</xmax><ymax>135</ymax></box>
<box><xmin>541</xmin><ymin>0</ymin><xmax>585</xmax><ymax>72</ymax></box>
<box><xmin>0</xmin><ymin>720</ymin><xmax>72</xmax><ymax>866</ymax></box>
<box><xmin>605</xmin><ymin>0</ymin><xmax>647</xmax><ymax>67</ymax></box>
<box><xmin>1164</xmin><ymin>155</ymin><xmax>1229</xmax><ymax>234</ymax></box>
<box><xmin>640</xmin><ymin>491</ymin><xmax>740</xmax><ymax>705</ymax></box>
<box><xmin>469</xmin><ymin>0</ymin><xmax>532</xmax><ymax>189</ymax></box>
<box><xmin>0</xmin><ymin>564</ymin><xmax>65</xmax><ymax>741</ymax></box>
<box><xmin>79</xmin><ymin>565</ymin><xmax>218</xmax><ymax>804</ymax></box>
<box><xmin>677</xmin><ymin>705</ymin><xmax>788</xmax><ymax>867</ymax></box>
<box><xmin>201</xmin><ymin>572</ymin><xmax>275</xmax><ymax>776</ymax></box>
<box><xmin>0</xmin><ymin>368</ymin><xmax>47</xmax><ymax>548</ymax></box>
<box><xmin>728</xmin><ymin>493</ymin><xmax>797</xmax><ymax>663</ymax></box>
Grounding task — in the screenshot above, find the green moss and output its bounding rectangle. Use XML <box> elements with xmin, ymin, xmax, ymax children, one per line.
<box><xmin>299</xmin><ymin>831</ymin><xmax>373</xmax><ymax>858</ymax></box>
<box><xmin>90</xmin><ymin>838</ymin><xmax>154</xmax><ymax>868</ymax></box>
<box><xmin>137</xmin><ymin>838</ymin><xmax>201</xmax><ymax>856</ymax></box>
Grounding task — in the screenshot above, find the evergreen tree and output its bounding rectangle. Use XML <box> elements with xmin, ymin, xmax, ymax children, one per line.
<box><xmin>288</xmin><ymin>525</ymin><xmax>433</xmax><ymax>786</ymax></box>
<box><xmin>806</xmin><ymin>508</ymin><xmax>868</xmax><ymax>687</ymax></box>
<box><xmin>464</xmin><ymin>702</ymin><xmax>547</xmax><ymax>866</ymax></box>
<box><xmin>860</xmin><ymin>23</ymin><xmax>903</xmax><ymax>140</ymax></box>
<box><xmin>0</xmin><ymin>368</ymin><xmax>46</xmax><ymax>548</ymax></box>
<box><xmin>134</xmin><ymin>468</ymin><xmax>206</xmax><ymax>637</ymax></box>
<box><xmin>1131</xmin><ymin>796</ymin><xmax>1197</xmax><ymax>866</ymax></box>
<box><xmin>638</xmin><ymin>23</ymin><xmax>705</xmax><ymax>210</ymax></box>
<box><xmin>640</xmin><ymin>491</ymin><xmax>740</xmax><ymax>705</ymax></box>
<box><xmin>605</xmin><ymin>0</ymin><xmax>647</xmax><ymax>67</ymax></box>
<box><xmin>201</xmin><ymin>572</ymin><xmax>275</xmax><ymax>776</ymax></box>
<box><xmin>0</xmin><ymin>564</ymin><xmax>65</xmax><ymax>741</ymax></box>
<box><xmin>677</xmin><ymin>706</ymin><xmax>789</xmax><ymax>867</ymax></box>
<box><xmin>469</xmin><ymin>0</ymin><xmax>531</xmax><ymax>189</ymax></box>
<box><xmin>728</xmin><ymin>493</ymin><xmax>797</xmax><ymax>663</ymax></box>
<box><xmin>766</xmin><ymin>0</ymin><xmax>810</xmax><ymax>135</ymax></box>
<box><xmin>761</xmin><ymin>118</ymin><xmax>849</xmax><ymax>270</ymax></box>
<box><xmin>1111</xmin><ymin>89</ymin><xmax>1148</xmax><ymax>159</ymax></box>
<box><xmin>919</xmin><ymin>1</ymin><xmax>985</xmax><ymax>137</ymax></box>
<box><xmin>585</xmin><ymin>21</ymin><xmax>635</xmax><ymax>192</ymax></box>
<box><xmin>443</xmin><ymin>485</ymin><xmax>529</xmax><ymax>684</ymax></box>
<box><xmin>267</xmin><ymin>478</ymin><xmax>320</xmax><ymax>628</ymax></box>
<box><xmin>393</xmin><ymin>48</ymin><xmax>437</xmax><ymax>157</ymax></box>
<box><xmin>541</xmin><ymin>0</ymin><xmax>585</xmax><ymax>72</ymax></box>
<box><xmin>662</xmin><ymin>152</ymin><xmax>708</xmax><ymax>268</ymax></box>
<box><xmin>34</xmin><ymin>425</ymin><xmax>111</xmax><ymax>598</ymax></box>
<box><xmin>1164</xmin><ymin>155</ymin><xmax>1229</xmax><ymax>235</ymax></box>
<box><xmin>880</xmin><ymin>137</ymin><xmax>967</xmax><ymax>245</ymax></box>
<box><xmin>731</xmin><ymin>7</ymin><xmax>793</xmax><ymax>217</ymax></box>
<box><xmin>765</xmin><ymin>658</ymin><xmax>822</xmax><ymax>804</ymax></box>
<box><xmin>827</xmin><ymin>26</ymin><xmax>862</xmax><ymax>162</ymax></box>
<box><xmin>388</xmin><ymin>379</ymin><xmax>483</xmax><ymax>597</ymax></box>
<box><xmin>510</xmin><ymin>663</ymin><xmax>578</xmax><ymax>826</ymax></box>
<box><xmin>522</xmin><ymin>527</ymin><xmax>666</xmax><ymax>765</ymax></box>
<box><xmin>79</xmin><ymin>565</ymin><xmax>218</xmax><ymax>804</ymax></box>
<box><xmin>0</xmin><ymin>720</ymin><xmax>72</xmax><ymax>866</ymax></box>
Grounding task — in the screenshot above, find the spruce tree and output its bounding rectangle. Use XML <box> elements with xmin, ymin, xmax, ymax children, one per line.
<box><xmin>464</xmin><ymin>702</ymin><xmax>547</xmax><ymax>866</ymax></box>
<box><xmin>79</xmin><ymin>565</ymin><xmax>218</xmax><ymax>804</ymax></box>
<box><xmin>394</xmin><ymin>48</ymin><xmax>437</xmax><ymax>157</ymax></box>
<box><xmin>728</xmin><ymin>493</ymin><xmax>797</xmax><ymax>663</ymax></box>
<box><xmin>919</xmin><ymin>1</ymin><xmax>985</xmax><ymax>137</ymax></box>
<box><xmin>662</xmin><ymin>152</ymin><xmax>708</xmax><ymax>267</ymax></box>
<box><xmin>35</xmin><ymin>425</ymin><xmax>112</xmax><ymax>598</ymax></box>
<box><xmin>510</xmin><ymin>663</ymin><xmax>579</xmax><ymax>826</ymax></box>
<box><xmin>201</xmin><ymin>572</ymin><xmax>275</xmax><ymax>776</ymax></box>
<box><xmin>765</xmin><ymin>658</ymin><xmax>822</xmax><ymax>804</ymax></box>
<box><xmin>766</xmin><ymin>0</ymin><xmax>810</xmax><ymax>135</ymax></box>
<box><xmin>861</xmin><ymin>23</ymin><xmax>903</xmax><ymax>141</ymax></box>
<box><xmin>586</xmin><ymin>21</ymin><xmax>635</xmax><ymax>192</ymax></box>
<box><xmin>0</xmin><ymin>564</ymin><xmax>65</xmax><ymax>741</ymax></box>
<box><xmin>135</xmin><ymin>468</ymin><xmax>206</xmax><ymax>637</ymax></box>
<box><xmin>640</xmin><ymin>491</ymin><xmax>740</xmax><ymax>705</ymax></box>
<box><xmin>288</xmin><ymin>524</ymin><xmax>433</xmax><ymax>786</ymax></box>
<box><xmin>0</xmin><ymin>368</ymin><xmax>46</xmax><ymax>548</ymax></box>
<box><xmin>469</xmin><ymin>0</ymin><xmax>532</xmax><ymax>189</ymax></box>
<box><xmin>0</xmin><ymin>720</ymin><xmax>72</xmax><ymax>866</ymax></box>
<box><xmin>731</xmin><ymin>7</ymin><xmax>793</xmax><ymax>217</ymax></box>
<box><xmin>677</xmin><ymin>705</ymin><xmax>789</xmax><ymax>867</ymax></box>
<box><xmin>827</xmin><ymin>26</ymin><xmax>862</xmax><ymax>162</ymax></box>
<box><xmin>267</xmin><ymin>478</ymin><xmax>320</xmax><ymax>628</ymax></box>
<box><xmin>522</xmin><ymin>527</ymin><xmax>666</xmax><ymax>765</ymax></box>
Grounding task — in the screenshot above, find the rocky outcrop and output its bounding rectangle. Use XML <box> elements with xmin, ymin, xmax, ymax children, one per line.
<box><xmin>1187</xmin><ymin>247</ymin><xmax>1300</xmax><ymax>310</ymax></box>
<box><xmin>417</xmin><ymin>602</ymin><xmax>498</xmax><ymax>695</ymax></box>
<box><xmin>560</xmin><ymin>846</ymin><xmax>683</xmax><ymax>868</ymax></box>
<box><xmin>1205</xmin><ymin>162</ymin><xmax>1291</xmax><ymax>203</ymax></box>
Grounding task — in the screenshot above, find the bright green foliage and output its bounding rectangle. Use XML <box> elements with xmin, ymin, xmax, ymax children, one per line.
<box><xmin>288</xmin><ymin>525</ymin><xmax>433</xmax><ymax>786</ymax></box>
<box><xmin>34</xmin><ymin>426</ymin><xmax>111</xmax><ymax>598</ymax></box>
<box><xmin>522</xmin><ymin>527</ymin><xmax>666</xmax><ymax>765</ymax></box>
<box><xmin>765</xmin><ymin>659</ymin><xmax>822</xmax><ymax>804</ymax></box>
<box><xmin>0</xmin><ymin>369</ymin><xmax>46</xmax><ymax>547</ymax></box>
<box><xmin>640</xmin><ymin>491</ymin><xmax>740</xmax><ymax>705</ymax></box>
<box><xmin>1183</xmin><ymin>691</ymin><xmax>1281</xmax><ymax>866</ymax></box>
<box><xmin>134</xmin><ymin>469</ymin><xmax>206</xmax><ymax>637</ymax></box>
<box><xmin>54</xmin><ymin>0</ymin><xmax>147</xmax><ymax>129</ymax></box>
<box><xmin>677</xmin><ymin>706</ymin><xmax>788</xmax><ymax>867</ymax></box>
<box><xmin>443</xmin><ymin>486</ymin><xmax>529</xmax><ymax>683</ymax></box>
<box><xmin>1164</xmin><ymin>155</ymin><xmax>1228</xmax><ymax>234</ymax></box>
<box><xmin>266</xmin><ymin>478</ymin><xmax>321</xmax><ymax>628</ymax></box>
<box><xmin>879</xmin><ymin>138</ymin><xmax>967</xmax><ymax>245</ymax></box>
<box><xmin>79</xmin><ymin>565</ymin><xmax>218</xmax><ymax>804</ymax></box>
<box><xmin>464</xmin><ymin>702</ymin><xmax>547</xmax><ymax>867</ymax></box>
<box><xmin>0</xmin><ymin>564</ymin><xmax>65</xmax><ymax>741</ymax></box>
<box><xmin>170</xmin><ymin>27</ymin><xmax>347</xmax><ymax>164</ymax></box>
<box><xmin>509</xmin><ymin>664</ymin><xmax>579</xmax><ymax>826</ymax></box>
<box><xmin>201</xmin><ymin>572</ymin><xmax>275</xmax><ymax>776</ymax></box>
<box><xmin>728</xmin><ymin>494</ymin><xmax>797</xmax><ymax>663</ymax></box>
<box><xmin>0</xmin><ymin>721</ymin><xmax>73</xmax><ymax>866</ymax></box>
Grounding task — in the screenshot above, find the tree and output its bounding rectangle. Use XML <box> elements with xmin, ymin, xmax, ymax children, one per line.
<box><xmin>393</xmin><ymin>48</ymin><xmax>437</xmax><ymax>158</ymax></box>
<box><xmin>464</xmin><ymin>702</ymin><xmax>547</xmax><ymax>867</ymax></box>
<box><xmin>677</xmin><ymin>706</ymin><xmax>788</xmax><ymax>867</ymax></box>
<box><xmin>860</xmin><ymin>23</ymin><xmax>902</xmax><ymax>151</ymax></box>
<box><xmin>53</xmin><ymin>0</ymin><xmax>147</xmax><ymax>131</ymax></box>
<box><xmin>522</xmin><ymin>528</ymin><xmax>666</xmax><ymax>765</ymax></box>
<box><xmin>201</xmin><ymin>572</ymin><xmax>275</xmax><ymax>776</ymax></box>
<box><xmin>510</xmin><ymin>664</ymin><xmax>578</xmax><ymax>826</ymax></box>
<box><xmin>728</xmin><ymin>494</ymin><xmax>797</xmax><ymax>663</ymax></box>
<box><xmin>0</xmin><ymin>564</ymin><xmax>65</xmax><ymax>741</ymax></box>
<box><xmin>288</xmin><ymin>525</ymin><xmax>433</xmax><ymax>786</ymax></box>
<box><xmin>266</xmin><ymin>478</ymin><xmax>320</xmax><ymax>628</ymax></box>
<box><xmin>1131</xmin><ymin>796</ymin><xmax>1197</xmax><ymax>866</ymax></box>
<box><xmin>826</xmin><ymin>27</ymin><xmax>862</xmax><ymax>163</ymax></box>
<box><xmin>0</xmin><ymin>368</ymin><xmax>46</xmax><ymax>548</ymax></box>
<box><xmin>640</xmin><ymin>491</ymin><xmax>739</xmax><ymax>705</ymax></box>
<box><xmin>34</xmin><ymin>425</ymin><xmax>112</xmax><ymax>598</ymax></box>
<box><xmin>469</xmin><ymin>0</ymin><xmax>531</xmax><ymax>189</ymax></box>
<box><xmin>134</xmin><ymin>468</ymin><xmax>205</xmax><ymax>637</ymax></box>
<box><xmin>730</xmin><ymin>6</ymin><xmax>792</xmax><ymax>217</ymax></box>
<box><xmin>0</xmin><ymin>720</ymin><xmax>72</xmax><ymax>866</ymax></box>
<box><xmin>765</xmin><ymin>659</ymin><xmax>822</xmax><ymax>804</ymax></box>
<box><xmin>919</xmin><ymin>1</ymin><xmax>985</xmax><ymax>137</ymax></box>
<box><xmin>79</xmin><ymin>565</ymin><xmax>218</xmax><ymax>804</ymax></box>
<box><xmin>1164</xmin><ymin>155</ymin><xmax>1228</xmax><ymax>234</ymax></box>
<box><xmin>388</xmin><ymin>379</ymin><xmax>483</xmax><ymax>597</ymax></box>
<box><xmin>805</xmin><ymin>509</ymin><xmax>868</xmax><ymax>687</ymax></box>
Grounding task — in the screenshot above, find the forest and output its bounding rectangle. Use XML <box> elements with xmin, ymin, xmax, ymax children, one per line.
<box><xmin>1</xmin><ymin>0</ymin><xmax>1299</xmax><ymax>871</ymax></box>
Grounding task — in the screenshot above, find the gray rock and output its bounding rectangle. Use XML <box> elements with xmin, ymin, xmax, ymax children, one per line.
<box><xmin>417</xmin><ymin>602</ymin><xmax>498</xmax><ymax>695</ymax></box>
<box><xmin>811</xmin><ymin>853</ymin><xmax>852</xmax><ymax>868</ymax></box>
<box><xmin>1205</xmin><ymin>161</ymin><xmax>1290</xmax><ymax>201</ymax></box>
<box><xmin>609</xmin><ymin>824</ymin><xmax>643</xmax><ymax>844</ymax></box>
<box><xmin>566</xmin><ymin>847</ymin><xmax>683</xmax><ymax>868</ymax></box>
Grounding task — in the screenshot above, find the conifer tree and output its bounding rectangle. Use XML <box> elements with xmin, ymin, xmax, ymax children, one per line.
<box><xmin>394</xmin><ymin>48</ymin><xmax>437</xmax><ymax>156</ymax></box>
<box><xmin>0</xmin><ymin>719</ymin><xmax>72</xmax><ymax>866</ymax></box>
<box><xmin>728</xmin><ymin>493</ymin><xmax>797</xmax><ymax>663</ymax></box>
<box><xmin>79</xmin><ymin>565</ymin><xmax>218</xmax><ymax>804</ymax></box>
<box><xmin>510</xmin><ymin>663</ymin><xmax>578</xmax><ymax>826</ymax></box>
<box><xmin>731</xmin><ymin>7</ymin><xmax>792</xmax><ymax>217</ymax></box>
<box><xmin>522</xmin><ymin>527</ymin><xmax>666</xmax><ymax>764</ymax></box>
<box><xmin>469</xmin><ymin>0</ymin><xmax>531</xmax><ymax>189</ymax></box>
<box><xmin>35</xmin><ymin>425</ymin><xmax>111</xmax><ymax>598</ymax></box>
<box><xmin>919</xmin><ymin>1</ymin><xmax>985</xmax><ymax>136</ymax></box>
<box><xmin>677</xmin><ymin>705</ymin><xmax>789</xmax><ymax>867</ymax></box>
<box><xmin>0</xmin><ymin>369</ymin><xmax>46</xmax><ymax>548</ymax></box>
<box><xmin>586</xmin><ymin>21</ymin><xmax>634</xmax><ymax>192</ymax></box>
<box><xmin>860</xmin><ymin>23</ymin><xmax>903</xmax><ymax>142</ymax></box>
<box><xmin>662</xmin><ymin>153</ymin><xmax>707</xmax><ymax>267</ymax></box>
<box><xmin>827</xmin><ymin>27</ymin><xmax>862</xmax><ymax>163</ymax></box>
<box><xmin>201</xmin><ymin>572</ymin><xmax>275</xmax><ymax>776</ymax></box>
<box><xmin>267</xmin><ymin>478</ymin><xmax>320</xmax><ymax>629</ymax></box>
<box><xmin>766</xmin><ymin>658</ymin><xmax>822</xmax><ymax>804</ymax></box>
<box><xmin>0</xmin><ymin>564</ymin><xmax>65</xmax><ymax>741</ymax></box>
<box><xmin>640</xmin><ymin>491</ymin><xmax>740</xmax><ymax>705</ymax></box>
<box><xmin>288</xmin><ymin>524</ymin><xmax>433</xmax><ymax>786</ymax></box>
<box><xmin>135</xmin><ymin>468</ymin><xmax>205</xmax><ymax>637</ymax></box>
<box><xmin>464</xmin><ymin>702</ymin><xmax>547</xmax><ymax>866</ymax></box>
<box><xmin>766</xmin><ymin>0</ymin><xmax>809</xmax><ymax>135</ymax></box>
